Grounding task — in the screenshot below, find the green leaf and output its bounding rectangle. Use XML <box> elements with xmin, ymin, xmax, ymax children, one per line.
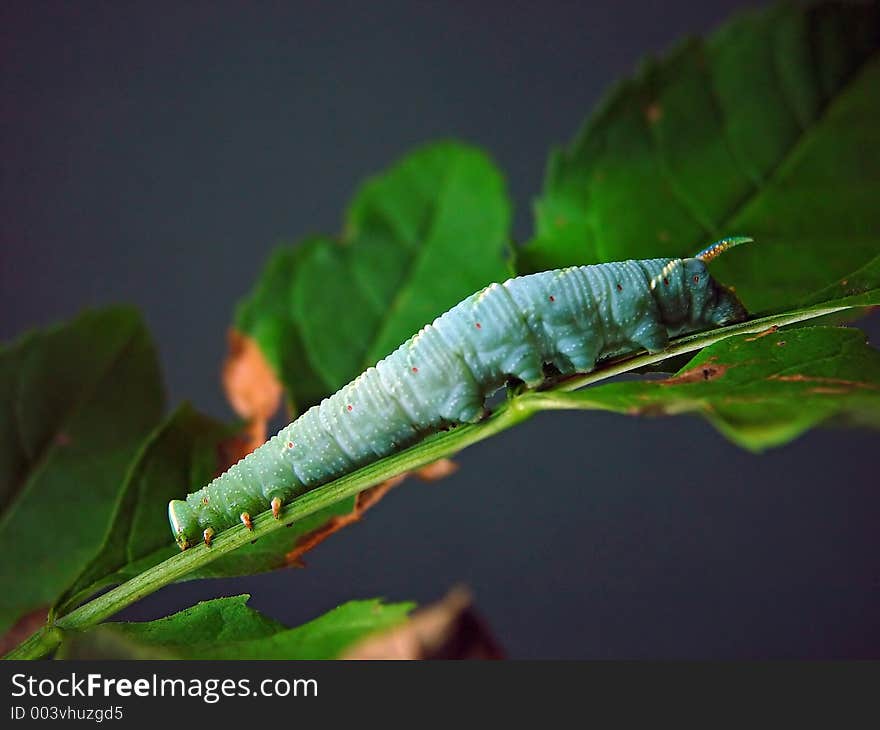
<box><xmin>55</xmin><ymin>404</ymin><xmax>234</xmax><ymax>615</ymax></box>
<box><xmin>802</xmin><ymin>253</ymin><xmax>880</xmax><ymax>307</ymax></box>
<box><xmin>0</xmin><ymin>308</ymin><xmax>164</xmax><ymax>635</ymax></box>
<box><xmin>57</xmin><ymin>595</ymin><xmax>413</xmax><ymax>659</ymax></box>
<box><xmin>528</xmin><ymin>326</ymin><xmax>880</xmax><ymax>451</ymax></box>
<box><xmin>519</xmin><ymin>1</ymin><xmax>880</xmax><ymax>314</ymax></box>
<box><xmin>235</xmin><ymin>141</ymin><xmax>513</xmax><ymax>411</ymax></box>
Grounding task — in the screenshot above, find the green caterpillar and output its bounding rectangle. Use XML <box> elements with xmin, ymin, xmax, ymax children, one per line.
<box><xmin>169</xmin><ymin>236</ymin><xmax>752</xmax><ymax>549</ymax></box>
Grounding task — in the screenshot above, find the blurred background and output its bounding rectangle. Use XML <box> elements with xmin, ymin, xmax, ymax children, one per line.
<box><xmin>2</xmin><ymin>0</ymin><xmax>878</xmax><ymax>658</ymax></box>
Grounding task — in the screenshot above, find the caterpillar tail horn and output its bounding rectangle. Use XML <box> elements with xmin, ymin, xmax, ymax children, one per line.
<box><xmin>693</xmin><ymin>236</ymin><xmax>754</xmax><ymax>263</ymax></box>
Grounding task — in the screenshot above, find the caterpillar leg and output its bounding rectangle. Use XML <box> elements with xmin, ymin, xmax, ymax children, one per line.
<box><xmin>566</xmin><ymin>350</ymin><xmax>599</xmax><ymax>374</ymax></box>
<box><xmin>631</xmin><ymin>321</ymin><xmax>669</xmax><ymax>354</ymax></box>
<box><xmin>203</xmin><ymin>527</ymin><xmax>215</xmax><ymax>547</ymax></box>
<box><xmin>545</xmin><ymin>357</ymin><xmax>577</xmax><ymax>377</ymax></box>
<box><xmin>557</xmin><ymin>333</ymin><xmax>602</xmax><ymax>374</ymax></box>
<box><xmin>502</xmin><ymin>350</ymin><xmax>545</xmax><ymax>390</ymax></box>
<box><xmin>240</xmin><ymin>512</ymin><xmax>254</xmax><ymax>531</ymax></box>
<box><xmin>271</xmin><ymin>497</ymin><xmax>283</xmax><ymax>519</ymax></box>
<box><xmin>438</xmin><ymin>381</ymin><xmax>488</xmax><ymax>424</ymax></box>
<box><xmin>456</xmin><ymin>401</ymin><xmax>490</xmax><ymax>423</ymax></box>
<box><xmin>520</xmin><ymin>372</ymin><xmax>545</xmax><ymax>389</ymax></box>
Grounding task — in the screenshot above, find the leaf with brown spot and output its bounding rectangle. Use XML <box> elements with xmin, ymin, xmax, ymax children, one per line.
<box><xmin>659</xmin><ymin>359</ymin><xmax>729</xmax><ymax>385</ymax></box>
<box><xmin>766</xmin><ymin>374</ymin><xmax>877</xmax><ymax>390</ymax></box>
<box><xmin>414</xmin><ymin>458</ymin><xmax>459</xmax><ymax>482</ymax></box>
<box><xmin>222</xmin><ymin>329</ymin><xmax>283</xmax><ymax>453</ymax></box>
<box><xmin>745</xmin><ymin>325</ymin><xmax>779</xmax><ymax>341</ymax></box>
<box><xmin>531</xmin><ymin>326</ymin><xmax>880</xmax><ymax>451</ymax></box>
<box><xmin>644</xmin><ymin>102</ymin><xmax>662</xmax><ymax>124</ymax></box>
<box><xmin>342</xmin><ymin>587</ymin><xmax>504</xmax><ymax>660</ymax></box>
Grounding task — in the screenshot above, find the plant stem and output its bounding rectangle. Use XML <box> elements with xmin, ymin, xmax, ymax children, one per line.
<box><xmin>1</xmin><ymin>303</ymin><xmax>852</xmax><ymax>660</ymax></box>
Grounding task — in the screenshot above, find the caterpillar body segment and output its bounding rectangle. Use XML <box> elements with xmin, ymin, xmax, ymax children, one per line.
<box><xmin>169</xmin><ymin>239</ymin><xmax>751</xmax><ymax>549</ymax></box>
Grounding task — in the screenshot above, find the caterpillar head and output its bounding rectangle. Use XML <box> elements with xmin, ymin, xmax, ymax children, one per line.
<box><xmin>687</xmin><ymin>235</ymin><xmax>751</xmax><ymax>327</ymax></box>
<box><xmin>684</xmin><ymin>258</ymin><xmax>748</xmax><ymax>327</ymax></box>
<box><xmin>168</xmin><ymin>499</ymin><xmax>200</xmax><ymax>550</ymax></box>
<box><xmin>707</xmin><ymin>279</ymin><xmax>748</xmax><ymax>327</ymax></box>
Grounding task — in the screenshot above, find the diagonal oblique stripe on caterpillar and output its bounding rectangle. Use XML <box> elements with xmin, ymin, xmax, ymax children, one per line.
<box><xmin>169</xmin><ymin>236</ymin><xmax>753</xmax><ymax>549</ymax></box>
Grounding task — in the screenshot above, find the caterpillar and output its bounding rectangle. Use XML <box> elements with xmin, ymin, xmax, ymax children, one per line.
<box><xmin>169</xmin><ymin>236</ymin><xmax>752</xmax><ymax>549</ymax></box>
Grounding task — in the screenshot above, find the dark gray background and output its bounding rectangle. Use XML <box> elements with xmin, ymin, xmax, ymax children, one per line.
<box><xmin>2</xmin><ymin>0</ymin><xmax>878</xmax><ymax>658</ymax></box>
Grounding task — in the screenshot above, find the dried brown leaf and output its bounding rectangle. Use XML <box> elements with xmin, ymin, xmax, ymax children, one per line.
<box><xmin>342</xmin><ymin>587</ymin><xmax>504</xmax><ymax>660</ymax></box>
<box><xmin>222</xmin><ymin>329</ymin><xmax>283</xmax><ymax>452</ymax></box>
<box><xmin>414</xmin><ymin>458</ymin><xmax>458</xmax><ymax>482</ymax></box>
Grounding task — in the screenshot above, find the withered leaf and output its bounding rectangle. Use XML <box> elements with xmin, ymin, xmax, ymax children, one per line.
<box><xmin>342</xmin><ymin>587</ymin><xmax>504</xmax><ymax>660</ymax></box>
